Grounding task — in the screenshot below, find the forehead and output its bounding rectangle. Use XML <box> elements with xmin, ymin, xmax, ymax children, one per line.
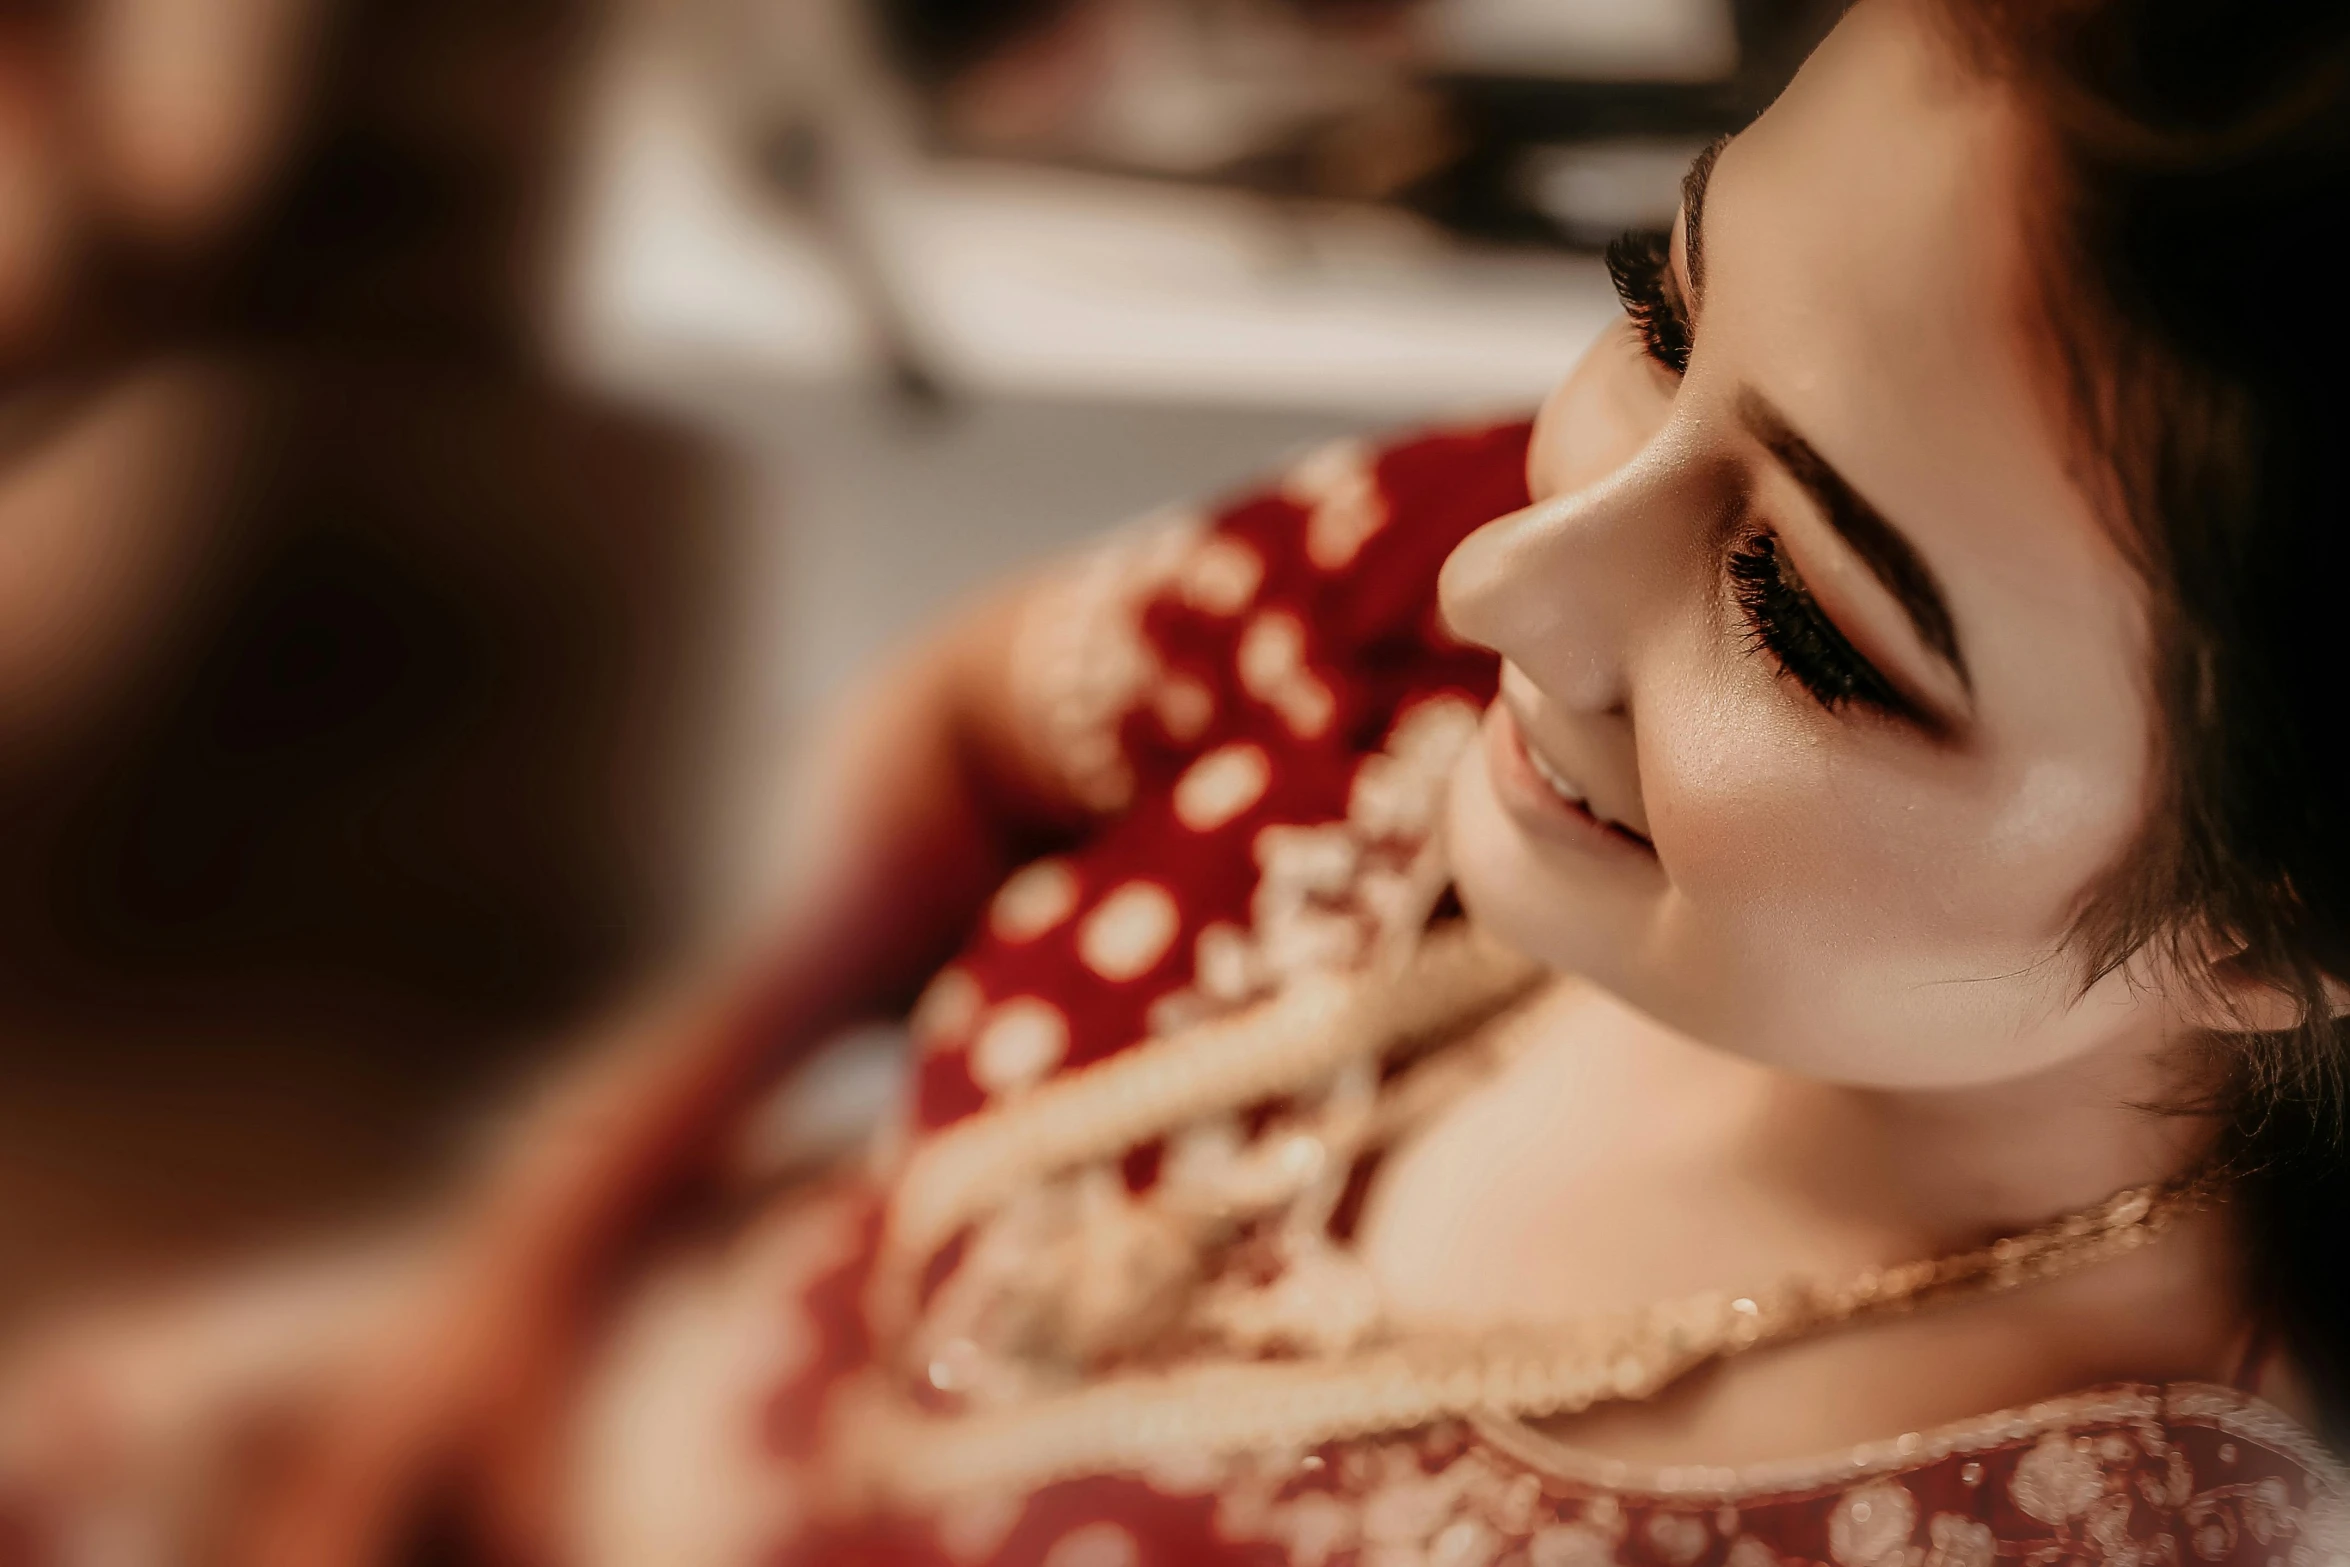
<box><xmin>1707</xmin><ymin>0</ymin><xmax>2146</xmax><ymax>719</ymax></box>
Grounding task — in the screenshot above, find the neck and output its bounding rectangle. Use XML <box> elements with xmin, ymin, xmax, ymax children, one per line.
<box><xmin>1749</xmin><ymin>1015</ymin><xmax>2220</xmax><ymax>1251</ymax></box>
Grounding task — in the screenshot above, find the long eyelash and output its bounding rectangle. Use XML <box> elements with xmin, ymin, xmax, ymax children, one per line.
<box><xmin>1604</xmin><ymin>228</ymin><xmax>1692</xmax><ymax>375</ymax></box>
<box><xmin>1727</xmin><ymin>531</ymin><xmax>1909</xmax><ymax>716</ymax></box>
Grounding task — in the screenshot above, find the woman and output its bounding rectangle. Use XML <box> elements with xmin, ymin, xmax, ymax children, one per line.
<box><xmin>11</xmin><ymin>0</ymin><xmax>2350</xmax><ymax>1562</ymax></box>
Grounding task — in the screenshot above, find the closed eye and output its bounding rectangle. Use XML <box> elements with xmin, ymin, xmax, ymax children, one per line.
<box><xmin>1728</xmin><ymin>526</ymin><xmax>1925</xmax><ymax>725</ymax></box>
<box><xmin>1605</xmin><ymin>228</ymin><xmax>1692</xmax><ymax>376</ymax></box>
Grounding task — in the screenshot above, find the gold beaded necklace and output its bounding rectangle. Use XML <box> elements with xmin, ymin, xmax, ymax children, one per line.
<box><xmin>848</xmin><ymin>1167</ymin><xmax>2213</xmax><ymax>1507</ymax></box>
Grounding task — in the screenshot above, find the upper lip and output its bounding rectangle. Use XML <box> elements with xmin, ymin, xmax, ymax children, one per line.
<box><xmin>1504</xmin><ymin>692</ymin><xmax>1651</xmax><ymax>844</ymax></box>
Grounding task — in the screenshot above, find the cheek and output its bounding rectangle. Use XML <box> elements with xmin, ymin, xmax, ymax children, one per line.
<box><xmin>1658</xmin><ymin>729</ymin><xmax>2133</xmax><ymax>961</ymax></box>
<box><xmin>1528</xmin><ymin>324</ymin><xmax>1677</xmax><ymax>501</ymax></box>
<box><xmin>1634</xmin><ymin>659</ymin><xmax>2155</xmax><ymax>1083</ymax></box>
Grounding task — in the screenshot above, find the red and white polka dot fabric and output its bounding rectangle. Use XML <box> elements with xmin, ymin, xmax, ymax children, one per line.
<box><xmin>908</xmin><ymin>423</ymin><xmax>1523</xmax><ymax>1137</ymax></box>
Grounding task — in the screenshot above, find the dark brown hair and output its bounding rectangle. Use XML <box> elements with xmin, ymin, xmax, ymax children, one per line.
<box><xmin>1939</xmin><ymin>0</ymin><xmax>2350</xmax><ymax>1434</ymax></box>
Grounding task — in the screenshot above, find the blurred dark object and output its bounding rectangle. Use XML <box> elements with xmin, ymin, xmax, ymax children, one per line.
<box><xmin>876</xmin><ymin>0</ymin><xmax>1084</xmax><ymax>91</ymax></box>
<box><xmin>6</xmin><ymin>0</ymin><xmax>595</xmax><ymax>380</ymax></box>
<box><xmin>0</xmin><ymin>0</ymin><xmax>723</xmax><ymax>1316</ymax></box>
<box><xmin>860</xmin><ymin>0</ymin><xmax>1849</xmax><ymax>247</ymax></box>
<box><xmin>0</xmin><ymin>360</ymin><xmax>709</xmax><ymax>1031</ymax></box>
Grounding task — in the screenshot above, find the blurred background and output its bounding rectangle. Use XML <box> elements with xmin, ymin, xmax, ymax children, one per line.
<box><xmin>0</xmin><ymin>0</ymin><xmax>1839</xmax><ymax>1326</ymax></box>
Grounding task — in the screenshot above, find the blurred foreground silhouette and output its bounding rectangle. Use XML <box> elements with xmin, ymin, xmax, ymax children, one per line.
<box><xmin>0</xmin><ymin>0</ymin><xmax>721</xmax><ymax>1320</ymax></box>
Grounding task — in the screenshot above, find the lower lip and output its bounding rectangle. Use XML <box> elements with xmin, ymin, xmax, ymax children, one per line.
<box><xmin>1482</xmin><ymin>704</ymin><xmax>1657</xmax><ymax>861</ymax></box>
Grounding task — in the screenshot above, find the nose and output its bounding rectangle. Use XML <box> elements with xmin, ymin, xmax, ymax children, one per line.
<box><xmin>1437</xmin><ymin>452</ymin><xmax>1685</xmax><ymax>718</ymax></box>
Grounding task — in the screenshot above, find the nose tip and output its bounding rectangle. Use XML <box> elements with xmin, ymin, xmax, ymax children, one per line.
<box><xmin>1437</xmin><ymin>460</ymin><xmax>1672</xmax><ymax>725</ymax></box>
<box><xmin>1435</xmin><ymin>508</ymin><xmax>1527</xmax><ymax>658</ymax></box>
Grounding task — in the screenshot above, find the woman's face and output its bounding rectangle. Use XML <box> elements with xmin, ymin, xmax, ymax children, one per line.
<box><xmin>1441</xmin><ymin>0</ymin><xmax>2167</xmax><ymax>1090</ymax></box>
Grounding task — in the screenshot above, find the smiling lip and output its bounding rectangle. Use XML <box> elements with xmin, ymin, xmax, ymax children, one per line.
<box><xmin>1482</xmin><ymin>703</ymin><xmax>1657</xmax><ymax>859</ymax></box>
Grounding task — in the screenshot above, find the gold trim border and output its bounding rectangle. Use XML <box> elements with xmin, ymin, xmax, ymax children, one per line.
<box><xmin>1472</xmin><ymin>1381</ymin><xmax>2349</xmax><ymax>1503</ymax></box>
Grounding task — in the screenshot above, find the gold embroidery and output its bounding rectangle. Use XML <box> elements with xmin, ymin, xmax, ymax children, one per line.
<box><xmin>1180</xmin><ymin>536</ymin><xmax>1266</xmax><ymax>617</ymax></box>
<box><xmin>909</xmin><ymin>967</ymin><xmax>983</xmax><ymax>1052</ymax></box>
<box><xmin>968</xmin><ymin>998</ymin><xmax>1072</xmax><ymax>1096</ymax></box>
<box><xmin>1477</xmin><ymin>1387</ymin><xmax>2350</xmax><ymax>1508</ymax></box>
<box><xmin>1076</xmin><ymin>882</ymin><xmax>1181</xmax><ymax>983</ymax></box>
<box><xmin>1828</xmin><ymin>1481</ymin><xmax>1918</xmax><ymax>1567</ymax></box>
<box><xmin>1153</xmin><ymin>696</ymin><xmax>1484</xmax><ymax>1032</ymax></box>
<box><xmin>1009</xmin><ymin>508</ymin><xmax>1204</xmax><ymax>813</ymax></box>
<box><xmin>874</xmin><ymin>919</ymin><xmax>1533</xmax><ymax>1338</ymax></box>
<box><xmin>1923</xmin><ymin>1512</ymin><xmax>1995</xmax><ymax>1567</ymax></box>
<box><xmin>1173</xmin><ymin>743</ymin><xmax>1272</xmax><ymax>833</ymax></box>
<box><xmin>934</xmin><ymin>1394</ymin><xmax>2346</xmax><ymax>1567</ymax></box>
<box><xmin>2011</xmin><ymin>1431</ymin><xmax>2107</xmax><ymax>1525</ymax></box>
<box><xmin>989</xmin><ymin>858</ymin><xmax>1081</xmax><ymax>943</ymax></box>
<box><xmin>1283</xmin><ymin>438</ymin><xmax>1389</xmax><ymax>573</ymax></box>
<box><xmin>1237</xmin><ymin>611</ymin><xmax>1337</xmax><ymax>739</ymax></box>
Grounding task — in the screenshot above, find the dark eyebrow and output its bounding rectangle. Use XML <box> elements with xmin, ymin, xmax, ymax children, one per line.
<box><xmin>1738</xmin><ymin>387</ymin><xmax>1971</xmax><ymax>689</ymax></box>
<box><xmin>1681</xmin><ymin>135</ymin><xmax>1728</xmax><ymax>301</ymax></box>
